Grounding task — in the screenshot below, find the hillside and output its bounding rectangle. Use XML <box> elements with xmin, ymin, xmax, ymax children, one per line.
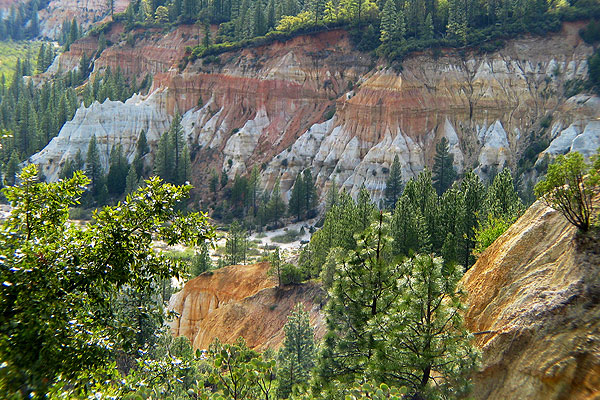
<box><xmin>168</xmin><ymin>262</ymin><xmax>326</xmax><ymax>351</ymax></box>
<box><xmin>30</xmin><ymin>20</ymin><xmax>600</xmax><ymax>205</ymax></box>
<box><xmin>463</xmin><ymin>200</ymin><xmax>600</xmax><ymax>399</ymax></box>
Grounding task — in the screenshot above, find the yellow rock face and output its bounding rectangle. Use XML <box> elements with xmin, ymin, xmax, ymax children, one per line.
<box><xmin>169</xmin><ymin>262</ymin><xmax>326</xmax><ymax>351</ymax></box>
<box><xmin>462</xmin><ymin>201</ymin><xmax>600</xmax><ymax>400</ymax></box>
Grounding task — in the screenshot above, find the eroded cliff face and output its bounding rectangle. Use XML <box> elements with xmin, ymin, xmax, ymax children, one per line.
<box><xmin>30</xmin><ymin>90</ymin><xmax>170</xmax><ymax>180</ymax></box>
<box><xmin>33</xmin><ymin>21</ymin><xmax>600</xmax><ymax>203</ymax></box>
<box><xmin>38</xmin><ymin>0</ymin><xmax>129</xmax><ymax>39</ymax></box>
<box><xmin>462</xmin><ymin>201</ymin><xmax>600</xmax><ymax>399</ymax></box>
<box><xmin>168</xmin><ymin>262</ymin><xmax>326</xmax><ymax>350</ymax></box>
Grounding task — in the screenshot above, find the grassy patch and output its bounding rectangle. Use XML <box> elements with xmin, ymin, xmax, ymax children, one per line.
<box><xmin>271</xmin><ymin>229</ymin><xmax>301</xmax><ymax>244</ymax></box>
<box><xmin>0</xmin><ymin>41</ymin><xmax>45</xmax><ymax>80</ymax></box>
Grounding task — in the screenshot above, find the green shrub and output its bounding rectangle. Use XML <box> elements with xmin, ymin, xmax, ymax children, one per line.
<box><xmin>280</xmin><ymin>263</ymin><xmax>304</xmax><ymax>285</ymax></box>
<box><xmin>473</xmin><ymin>216</ymin><xmax>514</xmax><ymax>256</ymax></box>
<box><xmin>271</xmin><ymin>229</ymin><xmax>301</xmax><ymax>243</ymax></box>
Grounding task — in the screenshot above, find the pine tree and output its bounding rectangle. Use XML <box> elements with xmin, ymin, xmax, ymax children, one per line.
<box><xmin>37</xmin><ymin>42</ymin><xmax>46</xmax><ymax>73</ymax></box>
<box><xmin>154</xmin><ymin>131</ymin><xmax>171</xmax><ymax>181</ymax></box>
<box><xmin>422</xmin><ymin>12</ymin><xmax>434</xmax><ymax>39</ymax></box>
<box><xmin>325</xmin><ymin>179</ymin><xmax>338</xmax><ymax>211</ymax></box>
<box><xmin>268</xmin><ymin>178</ymin><xmax>285</xmax><ymax>225</ymax></box>
<box><xmin>484</xmin><ymin>168</ymin><xmax>523</xmax><ymax>220</ymax></box>
<box><xmin>225</xmin><ymin>221</ymin><xmax>248</xmax><ymax>265</ymax></box>
<box><xmin>447</xmin><ymin>0</ymin><xmax>467</xmax><ymax>44</ymax></box>
<box><xmin>178</xmin><ymin>144</ymin><xmax>191</xmax><ymax>185</ymax></box>
<box><xmin>391</xmin><ymin>195</ymin><xmax>421</xmax><ymax>257</ymax></box>
<box><xmin>107</xmin><ymin>144</ymin><xmax>128</xmax><ymax>196</ymax></box>
<box><xmin>289</xmin><ymin>172</ymin><xmax>306</xmax><ymax>221</ymax></box>
<box><xmin>125</xmin><ymin>163</ymin><xmax>139</xmax><ymax>194</ymax></box>
<box><xmin>248</xmin><ymin>165</ymin><xmax>260</xmax><ymax>216</ymax></box>
<box><xmin>432</xmin><ymin>137</ymin><xmax>457</xmax><ymax>195</ymax></box>
<box><xmin>266</xmin><ymin>0</ymin><xmax>276</xmax><ymax>29</ymax></box>
<box><xmin>384</xmin><ymin>155</ymin><xmax>403</xmax><ymax>209</ymax></box>
<box><xmin>380</xmin><ymin>0</ymin><xmax>397</xmax><ymax>43</ymax></box>
<box><xmin>302</xmin><ymin>169</ymin><xmax>318</xmax><ymax>219</ymax></box>
<box><xmin>191</xmin><ymin>240</ymin><xmax>213</xmax><ymax>276</ymax></box>
<box><xmin>356</xmin><ymin>186</ymin><xmax>376</xmax><ymax>232</ymax></box>
<box><xmin>134</xmin><ymin>130</ymin><xmax>149</xmax><ymax>177</ymax></box>
<box><xmin>460</xmin><ymin>170</ymin><xmax>485</xmax><ymax>268</ymax></box>
<box><xmin>277</xmin><ymin>303</ymin><xmax>316</xmax><ymax>399</ymax></box>
<box><xmin>372</xmin><ymin>254</ymin><xmax>478</xmax><ymax>397</ymax></box>
<box><xmin>85</xmin><ymin>135</ymin><xmax>105</xmax><ymax>203</ymax></box>
<box><xmin>4</xmin><ymin>151</ymin><xmax>20</xmax><ymax>186</ymax></box>
<box><xmin>316</xmin><ymin>213</ymin><xmax>399</xmax><ymax>389</ymax></box>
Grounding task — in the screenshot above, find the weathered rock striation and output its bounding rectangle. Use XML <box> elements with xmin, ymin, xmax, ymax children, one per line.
<box><xmin>168</xmin><ymin>262</ymin><xmax>326</xmax><ymax>351</ymax></box>
<box><xmin>462</xmin><ymin>200</ymin><xmax>600</xmax><ymax>399</ymax></box>
<box><xmin>33</xmin><ymin>21</ymin><xmax>600</xmax><ymax>203</ymax></box>
<box><xmin>38</xmin><ymin>0</ymin><xmax>129</xmax><ymax>39</ymax></box>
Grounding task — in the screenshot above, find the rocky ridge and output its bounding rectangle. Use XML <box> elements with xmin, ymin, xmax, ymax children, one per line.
<box><xmin>31</xmin><ymin>21</ymin><xmax>600</xmax><ymax>202</ymax></box>
<box><xmin>462</xmin><ymin>200</ymin><xmax>600</xmax><ymax>399</ymax></box>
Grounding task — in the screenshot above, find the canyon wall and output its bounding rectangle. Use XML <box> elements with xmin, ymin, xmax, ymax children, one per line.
<box><xmin>38</xmin><ymin>0</ymin><xmax>129</xmax><ymax>39</ymax></box>
<box><xmin>32</xmin><ymin>21</ymin><xmax>600</xmax><ymax>202</ymax></box>
<box><xmin>462</xmin><ymin>199</ymin><xmax>600</xmax><ymax>399</ymax></box>
<box><xmin>168</xmin><ymin>262</ymin><xmax>326</xmax><ymax>351</ymax></box>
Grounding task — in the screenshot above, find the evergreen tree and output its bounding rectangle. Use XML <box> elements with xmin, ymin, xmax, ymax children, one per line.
<box><xmin>316</xmin><ymin>213</ymin><xmax>399</xmax><ymax>389</ymax></box>
<box><xmin>190</xmin><ymin>240</ymin><xmax>213</xmax><ymax>276</ymax></box>
<box><xmin>432</xmin><ymin>137</ymin><xmax>457</xmax><ymax>195</ymax></box>
<box><xmin>325</xmin><ymin>179</ymin><xmax>338</xmax><ymax>211</ymax></box>
<box><xmin>107</xmin><ymin>144</ymin><xmax>128</xmax><ymax>196</ymax></box>
<box><xmin>134</xmin><ymin>130</ymin><xmax>149</xmax><ymax>177</ymax></box>
<box><xmin>288</xmin><ymin>172</ymin><xmax>305</xmax><ymax>221</ymax></box>
<box><xmin>302</xmin><ymin>169</ymin><xmax>317</xmax><ymax>219</ymax></box>
<box><xmin>4</xmin><ymin>151</ymin><xmax>20</xmax><ymax>186</ymax></box>
<box><xmin>267</xmin><ymin>178</ymin><xmax>285</xmax><ymax>225</ymax></box>
<box><xmin>277</xmin><ymin>303</ymin><xmax>316</xmax><ymax>399</ymax></box>
<box><xmin>484</xmin><ymin>168</ymin><xmax>523</xmax><ymax>220</ymax></box>
<box><xmin>422</xmin><ymin>12</ymin><xmax>434</xmax><ymax>40</ymax></box>
<box><xmin>384</xmin><ymin>155</ymin><xmax>403</xmax><ymax>209</ymax></box>
<box><xmin>85</xmin><ymin>135</ymin><xmax>104</xmax><ymax>202</ymax></box>
<box><xmin>356</xmin><ymin>186</ymin><xmax>376</xmax><ymax>232</ymax></box>
<box><xmin>380</xmin><ymin>0</ymin><xmax>397</xmax><ymax>43</ymax></box>
<box><xmin>390</xmin><ymin>195</ymin><xmax>421</xmax><ymax>257</ymax></box>
<box><xmin>154</xmin><ymin>131</ymin><xmax>171</xmax><ymax>181</ymax></box>
<box><xmin>372</xmin><ymin>254</ymin><xmax>479</xmax><ymax>398</ymax></box>
<box><xmin>225</xmin><ymin>221</ymin><xmax>248</xmax><ymax>265</ymax></box>
<box><xmin>460</xmin><ymin>170</ymin><xmax>485</xmax><ymax>268</ymax></box>
<box><xmin>178</xmin><ymin>144</ymin><xmax>191</xmax><ymax>185</ymax></box>
<box><xmin>248</xmin><ymin>165</ymin><xmax>260</xmax><ymax>216</ymax></box>
<box><xmin>36</xmin><ymin>42</ymin><xmax>46</xmax><ymax>73</ymax></box>
<box><xmin>125</xmin><ymin>163</ymin><xmax>139</xmax><ymax>194</ymax></box>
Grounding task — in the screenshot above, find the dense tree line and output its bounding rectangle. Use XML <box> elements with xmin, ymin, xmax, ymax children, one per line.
<box><xmin>297</xmin><ymin>164</ymin><xmax>522</xmax><ymax>281</ymax></box>
<box><xmin>0</xmin><ymin>0</ymin><xmax>47</xmax><ymax>40</ymax></box>
<box><xmin>0</xmin><ymin>61</ymin><xmax>147</xmax><ymax>187</ymax></box>
<box><xmin>130</xmin><ymin>0</ymin><xmax>600</xmax><ymax>63</ymax></box>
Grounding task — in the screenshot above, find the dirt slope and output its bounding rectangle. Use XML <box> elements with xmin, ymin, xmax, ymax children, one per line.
<box><xmin>169</xmin><ymin>262</ymin><xmax>326</xmax><ymax>351</ymax></box>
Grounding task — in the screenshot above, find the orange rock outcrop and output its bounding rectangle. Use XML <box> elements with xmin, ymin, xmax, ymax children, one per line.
<box><xmin>462</xmin><ymin>201</ymin><xmax>600</xmax><ymax>399</ymax></box>
<box><xmin>169</xmin><ymin>262</ymin><xmax>326</xmax><ymax>350</ymax></box>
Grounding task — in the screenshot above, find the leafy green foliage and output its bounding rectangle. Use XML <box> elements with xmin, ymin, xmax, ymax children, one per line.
<box><xmin>0</xmin><ymin>165</ymin><xmax>214</xmax><ymax>397</ymax></box>
<box><xmin>201</xmin><ymin>337</ymin><xmax>276</xmax><ymax>400</ymax></box>
<box><xmin>535</xmin><ymin>152</ymin><xmax>596</xmax><ymax>231</ymax></box>
<box><xmin>473</xmin><ymin>215</ymin><xmax>514</xmax><ymax>255</ymax></box>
